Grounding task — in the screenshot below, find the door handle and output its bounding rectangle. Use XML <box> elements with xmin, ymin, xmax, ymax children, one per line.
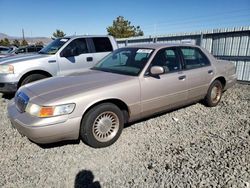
<box><xmin>48</xmin><ymin>60</ymin><xmax>56</xmax><ymax>63</ymax></box>
<box><xmin>178</xmin><ymin>75</ymin><xmax>186</xmax><ymax>80</ymax></box>
<box><xmin>208</xmin><ymin>70</ymin><xmax>213</xmax><ymax>74</ymax></box>
<box><xmin>87</xmin><ymin>57</ymin><xmax>93</xmax><ymax>62</ymax></box>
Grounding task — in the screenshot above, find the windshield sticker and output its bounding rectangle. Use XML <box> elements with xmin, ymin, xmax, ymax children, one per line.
<box><xmin>137</xmin><ymin>49</ymin><xmax>153</xmax><ymax>53</ymax></box>
<box><xmin>60</xmin><ymin>39</ymin><xmax>68</xmax><ymax>42</ymax></box>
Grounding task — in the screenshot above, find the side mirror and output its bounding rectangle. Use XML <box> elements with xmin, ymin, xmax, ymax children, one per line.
<box><xmin>150</xmin><ymin>66</ymin><xmax>165</xmax><ymax>75</ymax></box>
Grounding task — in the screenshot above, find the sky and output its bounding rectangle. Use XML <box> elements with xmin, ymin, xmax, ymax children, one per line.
<box><xmin>0</xmin><ymin>0</ymin><xmax>250</xmax><ymax>38</ymax></box>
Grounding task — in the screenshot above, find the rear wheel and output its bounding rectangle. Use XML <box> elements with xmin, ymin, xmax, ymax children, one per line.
<box><xmin>204</xmin><ymin>80</ymin><xmax>223</xmax><ymax>107</ymax></box>
<box><xmin>80</xmin><ymin>103</ymin><xmax>124</xmax><ymax>148</ymax></box>
<box><xmin>20</xmin><ymin>74</ymin><xmax>48</xmax><ymax>86</ymax></box>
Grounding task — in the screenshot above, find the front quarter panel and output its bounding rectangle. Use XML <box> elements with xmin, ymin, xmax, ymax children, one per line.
<box><xmin>68</xmin><ymin>77</ymin><xmax>141</xmax><ymax>122</ymax></box>
<box><xmin>14</xmin><ymin>57</ymin><xmax>58</xmax><ymax>79</ymax></box>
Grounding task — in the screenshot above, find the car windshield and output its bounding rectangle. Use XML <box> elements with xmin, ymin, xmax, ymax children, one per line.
<box><xmin>39</xmin><ymin>38</ymin><xmax>69</xmax><ymax>55</ymax></box>
<box><xmin>0</xmin><ymin>47</ymin><xmax>10</xmax><ymax>54</ymax></box>
<box><xmin>92</xmin><ymin>48</ymin><xmax>154</xmax><ymax>76</ymax></box>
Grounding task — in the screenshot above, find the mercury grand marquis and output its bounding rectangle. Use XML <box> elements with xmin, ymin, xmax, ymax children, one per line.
<box><xmin>8</xmin><ymin>44</ymin><xmax>237</xmax><ymax>148</ymax></box>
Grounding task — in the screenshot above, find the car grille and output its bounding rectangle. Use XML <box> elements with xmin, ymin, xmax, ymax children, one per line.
<box><xmin>15</xmin><ymin>92</ymin><xmax>29</xmax><ymax>113</ymax></box>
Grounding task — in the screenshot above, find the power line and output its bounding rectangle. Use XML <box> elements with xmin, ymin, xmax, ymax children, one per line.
<box><xmin>143</xmin><ymin>16</ymin><xmax>250</xmax><ymax>31</ymax></box>
<box><xmin>140</xmin><ymin>8</ymin><xmax>250</xmax><ymax>29</ymax></box>
<box><xmin>142</xmin><ymin>15</ymin><xmax>250</xmax><ymax>35</ymax></box>
<box><xmin>143</xmin><ymin>18</ymin><xmax>250</xmax><ymax>35</ymax></box>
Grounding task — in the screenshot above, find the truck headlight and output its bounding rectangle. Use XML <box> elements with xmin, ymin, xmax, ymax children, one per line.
<box><xmin>25</xmin><ymin>103</ymin><xmax>75</xmax><ymax>117</ymax></box>
<box><xmin>0</xmin><ymin>65</ymin><xmax>14</xmax><ymax>74</ymax></box>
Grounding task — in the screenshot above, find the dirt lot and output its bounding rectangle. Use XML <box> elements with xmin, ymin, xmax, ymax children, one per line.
<box><xmin>0</xmin><ymin>84</ymin><xmax>249</xmax><ymax>187</ymax></box>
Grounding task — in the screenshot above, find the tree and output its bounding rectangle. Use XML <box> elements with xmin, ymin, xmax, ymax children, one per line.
<box><xmin>53</xmin><ymin>29</ymin><xmax>66</xmax><ymax>38</ymax></box>
<box><xmin>21</xmin><ymin>39</ymin><xmax>28</xmax><ymax>46</ymax></box>
<box><xmin>0</xmin><ymin>38</ymin><xmax>10</xmax><ymax>46</ymax></box>
<box><xmin>12</xmin><ymin>39</ymin><xmax>20</xmax><ymax>47</ymax></box>
<box><xmin>107</xmin><ymin>16</ymin><xmax>144</xmax><ymax>38</ymax></box>
<box><xmin>35</xmin><ymin>41</ymin><xmax>44</xmax><ymax>46</ymax></box>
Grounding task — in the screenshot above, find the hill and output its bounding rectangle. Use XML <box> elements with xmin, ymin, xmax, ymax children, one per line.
<box><xmin>0</xmin><ymin>33</ymin><xmax>52</xmax><ymax>45</ymax></box>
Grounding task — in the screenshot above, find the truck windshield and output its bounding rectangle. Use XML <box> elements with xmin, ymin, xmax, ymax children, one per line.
<box><xmin>39</xmin><ymin>38</ymin><xmax>69</xmax><ymax>55</ymax></box>
<box><xmin>92</xmin><ymin>48</ymin><xmax>154</xmax><ymax>76</ymax></box>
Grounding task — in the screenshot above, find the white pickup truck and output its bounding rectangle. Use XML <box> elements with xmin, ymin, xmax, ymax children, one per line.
<box><xmin>0</xmin><ymin>35</ymin><xmax>118</xmax><ymax>93</ymax></box>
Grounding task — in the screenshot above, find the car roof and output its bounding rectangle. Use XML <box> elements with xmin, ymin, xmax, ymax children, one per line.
<box><xmin>61</xmin><ymin>35</ymin><xmax>112</xmax><ymax>39</ymax></box>
<box><xmin>121</xmin><ymin>43</ymin><xmax>199</xmax><ymax>50</ymax></box>
<box><xmin>0</xmin><ymin>46</ymin><xmax>10</xmax><ymax>49</ymax></box>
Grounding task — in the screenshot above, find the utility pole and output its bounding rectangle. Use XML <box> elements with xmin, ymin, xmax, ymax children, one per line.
<box><xmin>22</xmin><ymin>28</ymin><xmax>25</xmax><ymax>41</ymax></box>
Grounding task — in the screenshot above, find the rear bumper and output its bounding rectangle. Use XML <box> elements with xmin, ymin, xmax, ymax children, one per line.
<box><xmin>7</xmin><ymin>99</ymin><xmax>81</xmax><ymax>144</ymax></box>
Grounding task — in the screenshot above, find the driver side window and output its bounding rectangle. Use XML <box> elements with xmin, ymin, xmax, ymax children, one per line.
<box><xmin>64</xmin><ymin>38</ymin><xmax>89</xmax><ymax>56</ymax></box>
<box><xmin>151</xmin><ymin>48</ymin><xmax>181</xmax><ymax>73</ymax></box>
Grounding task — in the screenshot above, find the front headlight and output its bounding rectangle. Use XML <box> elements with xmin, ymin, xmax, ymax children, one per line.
<box><xmin>0</xmin><ymin>65</ymin><xmax>14</xmax><ymax>74</ymax></box>
<box><xmin>25</xmin><ymin>103</ymin><xmax>75</xmax><ymax>117</ymax></box>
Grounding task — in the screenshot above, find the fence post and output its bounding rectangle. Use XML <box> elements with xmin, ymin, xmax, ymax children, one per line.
<box><xmin>154</xmin><ymin>37</ymin><xmax>158</xmax><ymax>43</ymax></box>
<box><xmin>199</xmin><ymin>33</ymin><xmax>203</xmax><ymax>46</ymax></box>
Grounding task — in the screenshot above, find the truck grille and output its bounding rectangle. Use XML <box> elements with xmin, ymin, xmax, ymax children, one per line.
<box><xmin>15</xmin><ymin>92</ymin><xmax>29</xmax><ymax>113</ymax></box>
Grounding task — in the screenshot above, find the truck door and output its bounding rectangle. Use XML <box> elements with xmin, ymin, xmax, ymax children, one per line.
<box><xmin>58</xmin><ymin>38</ymin><xmax>94</xmax><ymax>75</ymax></box>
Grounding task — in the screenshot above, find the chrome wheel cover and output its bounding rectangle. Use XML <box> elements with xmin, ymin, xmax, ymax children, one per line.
<box><xmin>211</xmin><ymin>85</ymin><xmax>221</xmax><ymax>103</ymax></box>
<box><xmin>92</xmin><ymin>111</ymin><xmax>119</xmax><ymax>142</ymax></box>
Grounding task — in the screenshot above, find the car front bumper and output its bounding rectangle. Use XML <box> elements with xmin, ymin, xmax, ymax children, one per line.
<box><xmin>7</xmin><ymin>99</ymin><xmax>81</xmax><ymax>144</ymax></box>
<box><xmin>0</xmin><ymin>74</ymin><xmax>19</xmax><ymax>93</ymax></box>
<box><xmin>0</xmin><ymin>82</ymin><xmax>18</xmax><ymax>93</ymax></box>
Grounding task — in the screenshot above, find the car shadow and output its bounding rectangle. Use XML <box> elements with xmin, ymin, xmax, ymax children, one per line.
<box><xmin>124</xmin><ymin>102</ymin><xmax>199</xmax><ymax>128</ymax></box>
<box><xmin>1</xmin><ymin>93</ymin><xmax>15</xmax><ymax>100</ymax></box>
<box><xmin>33</xmin><ymin>101</ymin><xmax>204</xmax><ymax>149</ymax></box>
<box><xmin>35</xmin><ymin>139</ymin><xmax>81</xmax><ymax>149</ymax></box>
<box><xmin>75</xmin><ymin>170</ymin><xmax>101</xmax><ymax>188</ymax></box>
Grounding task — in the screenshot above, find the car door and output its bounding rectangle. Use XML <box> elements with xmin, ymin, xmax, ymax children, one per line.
<box><xmin>140</xmin><ymin>47</ymin><xmax>188</xmax><ymax>117</ymax></box>
<box><xmin>58</xmin><ymin>38</ymin><xmax>94</xmax><ymax>76</ymax></box>
<box><xmin>178</xmin><ymin>47</ymin><xmax>214</xmax><ymax>101</ymax></box>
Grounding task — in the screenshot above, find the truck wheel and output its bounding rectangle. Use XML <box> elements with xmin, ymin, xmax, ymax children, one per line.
<box><xmin>20</xmin><ymin>74</ymin><xmax>48</xmax><ymax>86</ymax></box>
<box><xmin>80</xmin><ymin>103</ymin><xmax>124</xmax><ymax>148</ymax></box>
<box><xmin>204</xmin><ymin>80</ymin><xmax>223</xmax><ymax>107</ymax></box>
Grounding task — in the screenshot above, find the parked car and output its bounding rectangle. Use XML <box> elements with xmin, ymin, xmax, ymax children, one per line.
<box><xmin>0</xmin><ymin>46</ymin><xmax>10</xmax><ymax>54</ymax></box>
<box><xmin>13</xmin><ymin>45</ymin><xmax>43</xmax><ymax>54</ymax></box>
<box><xmin>8</xmin><ymin>44</ymin><xmax>237</xmax><ymax>148</ymax></box>
<box><xmin>0</xmin><ymin>35</ymin><xmax>118</xmax><ymax>93</ymax></box>
<box><xmin>0</xmin><ymin>46</ymin><xmax>17</xmax><ymax>58</ymax></box>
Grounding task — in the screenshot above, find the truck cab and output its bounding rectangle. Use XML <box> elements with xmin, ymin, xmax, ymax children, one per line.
<box><xmin>0</xmin><ymin>35</ymin><xmax>118</xmax><ymax>93</ymax></box>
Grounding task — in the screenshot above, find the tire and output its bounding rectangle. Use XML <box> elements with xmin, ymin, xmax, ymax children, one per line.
<box><xmin>80</xmin><ymin>103</ymin><xmax>124</xmax><ymax>148</ymax></box>
<box><xmin>204</xmin><ymin>80</ymin><xmax>223</xmax><ymax>107</ymax></box>
<box><xmin>20</xmin><ymin>74</ymin><xmax>48</xmax><ymax>86</ymax></box>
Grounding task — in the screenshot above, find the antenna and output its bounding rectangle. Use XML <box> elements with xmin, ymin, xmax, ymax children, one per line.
<box><xmin>22</xmin><ymin>28</ymin><xmax>25</xmax><ymax>41</ymax></box>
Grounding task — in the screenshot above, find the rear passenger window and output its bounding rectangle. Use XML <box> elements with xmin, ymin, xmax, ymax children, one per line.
<box><xmin>92</xmin><ymin>37</ymin><xmax>113</xmax><ymax>52</ymax></box>
<box><xmin>180</xmin><ymin>47</ymin><xmax>210</xmax><ymax>69</ymax></box>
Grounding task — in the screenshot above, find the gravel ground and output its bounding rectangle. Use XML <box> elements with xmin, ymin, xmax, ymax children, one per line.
<box><xmin>0</xmin><ymin>83</ymin><xmax>249</xmax><ymax>188</ymax></box>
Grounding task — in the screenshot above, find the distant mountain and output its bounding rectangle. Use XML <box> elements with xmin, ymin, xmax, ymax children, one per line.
<box><xmin>0</xmin><ymin>33</ymin><xmax>9</xmax><ymax>39</ymax></box>
<box><xmin>0</xmin><ymin>32</ymin><xmax>52</xmax><ymax>45</ymax></box>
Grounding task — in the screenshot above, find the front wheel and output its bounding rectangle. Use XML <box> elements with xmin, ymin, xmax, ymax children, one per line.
<box><xmin>80</xmin><ymin>103</ymin><xmax>124</xmax><ymax>148</ymax></box>
<box><xmin>204</xmin><ymin>80</ymin><xmax>223</xmax><ymax>107</ymax></box>
<box><xmin>20</xmin><ymin>74</ymin><xmax>48</xmax><ymax>87</ymax></box>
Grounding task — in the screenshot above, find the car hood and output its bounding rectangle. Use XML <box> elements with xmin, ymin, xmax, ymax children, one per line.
<box><xmin>23</xmin><ymin>70</ymin><xmax>134</xmax><ymax>104</ymax></box>
<box><xmin>0</xmin><ymin>53</ymin><xmax>50</xmax><ymax>65</ymax></box>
